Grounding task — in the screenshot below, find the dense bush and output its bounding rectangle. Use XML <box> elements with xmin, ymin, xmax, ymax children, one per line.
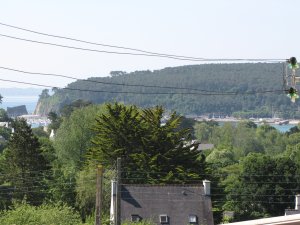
<box><xmin>0</xmin><ymin>203</ymin><xmax>82</xmax><ymax>225</ymax></box>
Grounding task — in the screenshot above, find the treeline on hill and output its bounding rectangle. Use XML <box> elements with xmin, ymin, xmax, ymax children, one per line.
<box><xmin>0</xmin><ymin>101</ymin><xmax>300</xmax><ymax>224</ymax></box>
<box><xmin>35</xmin><ymin>63</ymin><xmax>300</xmax><ymax>118</ymax></box>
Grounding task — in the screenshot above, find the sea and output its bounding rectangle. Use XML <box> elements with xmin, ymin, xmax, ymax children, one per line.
<box><xmin>1</xmin><ymin>96</ymin><xmax>38</xmax><ymax>114</ymax></box>
<box><xmin>218</xmin><ymin>121</ymin><xmax>296</xmax><ymax>133</ymax></box>
<box><xmin>0</xmin><ymin>96</ymin><xmax>297</xmax><ymax>132</ymax></box>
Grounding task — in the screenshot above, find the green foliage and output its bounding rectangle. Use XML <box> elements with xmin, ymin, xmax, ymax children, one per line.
<box><xmin>50</xmin><ymin>105</ymin><xmax>105</xmax><ymax>206</ymax></box>
<box><xmin>35</xmin><ymin>63</ymin><xmax>299</xmax><ymax>118</ymax></box>
<box><xmin>194</xmin><ymin>121</ymin><xmax>218</xmax><ymax>143</ymax></box>
<box><xmin>54</xmin><ymin>105</ymin><xmax>105</xmax><ymax>173</ymax></box>
<box><xmin>0</xmin><ymin>127</ymin><xmax>11</xmax><ymax>140</ymax></box>
<box><xmin>177</xmin><ymin>116</ymin><xmax>196</xmax><ymax>137</ymax></box>
<box><xmin>0</xmin><ymin>109</ymin><xmax>9</xmax><ymax>122</ymax></box>
<box><xmin>39</xmin><ymin>89</ymin><xmax>50</xmax><ymax>99</ymax></box>
<box><xmin>76</xmin><ymin>167</ymin><xmax>115</xmax><ymax>220</ymax></box>
<box><xmin>2</xmin><ymin>119</ymin><xmax>50</xmax><ymax>204</ymax></box>
<box><xmin>32</xmin><ymin>127</ymin><xmax>48</xmax><ymax>138</ymax></box>
<box><xmin>256</xmin><ymin>124</ymin><xmax>286</xmax><ymax>155</ymax></box>
<box><xmin>0</xmin><ymin>202</ymin><xmax>82</xmax><ymax>225</ymax></box>
<box><xmin>0</xmin><ymin>127</ymin><xmax>10</xmax><ymax>152</ymax></box>
<box><xmin>223</xmin><ymin>153</ymin><xmax>299</xmax><ymax>221</ymax></box>
<box><xmin>203</xmin><ymin>121</ymin><xmax>297</xmax><ymax>223</ymax></box>
<box><xmin>47</xmin><ymin>111</ymin><xmax>62</xmax><ymax>131</ymax></box>
<box><xmin>206</xmin><ymin>148</ymin><xmax>235</xmax><ymax>167</ymax></box>
<box><xmin>88</xmin><ymin>103</ymin><xmax>205</xmax><ymax>184</ymax></box>
<box><xmin>60</xmin><ymin>99</ymin><xmax>92</xmax><ymax>117</ymax></box>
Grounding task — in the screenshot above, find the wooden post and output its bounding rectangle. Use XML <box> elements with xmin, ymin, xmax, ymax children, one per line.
<box><xmin>95</xmin><ymin>165</ymin><xmax>103</xmax><ymax>225</ymax></box>
<box><xmin>116</xmin><ymin>158</ymin><xmax>121</xmax><ymax>225</ymax></box>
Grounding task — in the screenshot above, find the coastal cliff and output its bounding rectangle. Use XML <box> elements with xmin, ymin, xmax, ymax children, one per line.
<box><xmin>34</xmin><ymin>90</ymin><xmax>68</xmax><ymax>116</ymax></box>
<box><xmin>33</xmin><ymin>63</ymin><xmax>300</xmax><ymax>118</ymax></box>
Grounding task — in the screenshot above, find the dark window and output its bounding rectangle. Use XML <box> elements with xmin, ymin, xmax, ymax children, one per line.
<box><xmin>131</xmin><ymin>214</ymin><xmax>141</xmax><ymax>222</ymax></box>
<box><xmin>160</xmin><ymin>214</ymin><xmax>169</xmax><ymax>223</ymax></box>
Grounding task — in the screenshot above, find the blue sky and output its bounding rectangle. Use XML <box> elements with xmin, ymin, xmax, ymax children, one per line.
<box><xmin>0</xmin><ymin>0</ymin><xmax>299</xmax><ymax>87</ymax></box>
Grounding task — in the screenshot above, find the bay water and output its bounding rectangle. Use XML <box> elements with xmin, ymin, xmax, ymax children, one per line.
<box><xmin>0</xmin><ymin>96</ymin><xmax>39</xmax><ymax>114</ymax></box>
<box><xmin>0</xmin><ymin>96</ymin><xmax>297</xmax><ymax>132</ymax></box>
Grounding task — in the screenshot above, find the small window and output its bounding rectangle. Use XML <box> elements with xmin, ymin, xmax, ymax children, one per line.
<box><xmin>131</xmin><ymin>214</ymin><xmax>141</xmax><ymax>222</ymax></box>
<box><xmin>189</xmin><ymin>214</ymin><xmax>197</xmax><ymax>223</ymax></box>
<box><xmin>160</xmin><ymin>214</ymin><xmax>169</xmax><ymax>223</ymax></box>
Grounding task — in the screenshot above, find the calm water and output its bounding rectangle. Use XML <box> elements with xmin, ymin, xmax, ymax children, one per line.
<box><xmin>269</xmin><ymin>124</ymin><xmax>296</xmax><ymax>133</ymax></box>
<box><xmin>218</xmin><ymin>121</ymin><xmax>296</xmax><ymax>133</ymax></box>
<box><xmin>0</xmin><ymin>96</ymin><xmax>298</xmax><ymax>133</ymax></box>
<box><xmin>0</xmin><ymin>96</ymin><xmax>38</xmax><ymax>114</ymax></box>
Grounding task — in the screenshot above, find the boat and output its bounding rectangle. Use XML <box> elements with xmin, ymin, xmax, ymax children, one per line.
<box><xmin>275</xmin><ymin>120</ymin><xmax>289</xmax><ymax>125</ymax></box>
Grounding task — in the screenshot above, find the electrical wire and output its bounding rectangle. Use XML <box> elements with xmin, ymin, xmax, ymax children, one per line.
<box><xmin>120</xmin><ymin>171</ymin><xmax>300</xmax><ymax>177</ymax></box>
<box><xmin>0</xmin><ymin>77</ymin><xmax>287</xmax><ymax>96</ymax></box>
<box><xmin>0</xmin><ymin>22</ymin><xmax>205</xmax><ymax>60</ymax></box>
<box><xmin>0</xmin><ymin>66</ymin><xmax>238</xmax><ymax>94</ymax></box>
<box><xmin>0</xmin><ymin>33</ymin><xmax>206</xmax><ymax>62</ymax></box>
<box><xmin>4</xmin><ymin>167</ymin><xmax>300</xmax><ymax>178</ymax></box>
<box><xmin>0</xmin><ymin>33</ymin><xmax>286</xmax><ymax>63</ymax></box>
<box><xmin>0</xmin><ymin>21</ymin><xmax>287</xmax><ymax>62</ymax></box>
<box><xmin>120</xmin><ymin>178</ymin><xmax>300</xmax><ymax>184</ymax></box>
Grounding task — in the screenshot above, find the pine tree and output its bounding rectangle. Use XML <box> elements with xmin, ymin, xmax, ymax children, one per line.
<box><xmin>88</xmin><ymin>103</ymin><xmax>206</xmax><ymax>184</ymax></box>
<box><xmin>3</xmin><ymin>118</ymin><xmax>49</xmax><ymax>204</ymax></box>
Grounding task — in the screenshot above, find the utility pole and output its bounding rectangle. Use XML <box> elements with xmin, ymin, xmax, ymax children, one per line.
<box><xmin>116</xmin><ymin>158</ymin><xmax>121</xmax><ymax>225</ymax></box>
<box><xmin>95</xmin><ymin>165</ymin><xmax>104</xmax><ymax>225</ymax></box>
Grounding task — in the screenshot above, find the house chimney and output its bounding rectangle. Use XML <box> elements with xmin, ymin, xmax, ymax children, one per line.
<box><xmin>49</xmin><ymin>129</ymin><xmax>55</xmax><ymax>140</ymax></box>
<box><xmin>110</xmin><ymin>180</ymin><xmax>117</xmax><ymax>224</ymax></box>
<box><xmin>295</xmin><ymin>194</ymin><xmax>300</xmax><ymax>210</ymax></box>
<box><xmin>203</xmin><ymin>180</ymin><xmax>211</xmax><ymax>196</ymax></box>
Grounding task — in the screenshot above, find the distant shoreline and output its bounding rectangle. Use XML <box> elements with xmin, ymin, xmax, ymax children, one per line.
<box><xmin>0</xmin><ymin>95</ymin><xmax>39</xmax><ymax>114</ymax></box>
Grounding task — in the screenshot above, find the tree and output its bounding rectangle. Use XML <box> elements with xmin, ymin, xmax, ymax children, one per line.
<box><xmin>52</xmin><ymin>87</ymin><xmax>59</xmax><ymax>94</ymax></box>
<box><xmin>60</xmin><ymin>99</ymin><xmax>92</xmax><ymax>117</ymax></box>
<box><xmin>32</xmin><ymin>127</ymin><xmax>49</xmax><ymax>138</ymax></box>
<box><xmin>47</xmin><ymin>111</ymin><xmax>62</xmax><ymax>131</ymax></box>
<box><xmin>51</xmin><ymin>105</ymin><xmax>105</xmax><ymax>206</ymax></box>
<box><xmin>223</xmin><ymin>153</ymin><xmax>299</xmax><ymax>221</ymax></box>
<box><xmin>2</xmin><ymin>119</ymin><xmax>50</xmax><ymax>204</ymax></box>
<box><xmin>0</xmin><ymin>109</ymin><xmax>9</xmax><ymax>122</ymax></box>
<box><xmin>194</xmin><ymin>121</ymin><xmax>218</xmax><ymax>143</ymax></box>
<box><xmin>256</xmin><ymin>124</ymin><xmax>286</xmax><ymax>155</ymax></box>
<box><xmin>54</xmin><ymin>105</ymin><xmax>105</xmax><ymax>172</ymax></box>
<box><xmin>87</xmin><ymin>103</ymin><xmax>206</xmax><ymax>184</ymax></box>
<box><xmin>39</xmin><ymin>89</ymin><xmax>50</xmax><ymax>99</ymax></box>
<box><xmin>110</xmin><ymin>71</ymin><xmax>126</xmax><ymax>77</ymax></box>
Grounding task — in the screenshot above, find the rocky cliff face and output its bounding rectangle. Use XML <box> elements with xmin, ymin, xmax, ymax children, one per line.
<box><xmin>34</xmin><ymin>98</ymin><xmax>58</xmax><ymax>116</ymax></box>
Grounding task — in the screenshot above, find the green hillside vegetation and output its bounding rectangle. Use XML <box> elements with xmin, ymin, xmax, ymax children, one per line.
<box><xmin>35</xmin><ymin>63</ymin><xmax>299</xmax><ymax>118</ymax></box>
<box><xmin>0</xmin><ymin>102</ymin><xmax>300</xmax><ymax>224</ymax></box>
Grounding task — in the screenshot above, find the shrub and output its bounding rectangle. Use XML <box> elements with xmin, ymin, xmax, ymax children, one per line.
<box><xmin>0</xmin><ymin>202</ymin><xmax>82</xmax><ymax>225</ymax></box>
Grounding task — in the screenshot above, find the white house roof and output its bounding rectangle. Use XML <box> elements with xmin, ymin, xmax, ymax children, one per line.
<box><xmin>221</xmin><ymin>213</ymin><xmax>300</xmax><ymax>225</ymax></box>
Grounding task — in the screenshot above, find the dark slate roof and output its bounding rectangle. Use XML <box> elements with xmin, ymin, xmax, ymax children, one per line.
<box><xmin>121</xmin><ymin>184</ymin><xmax>214</xmax><ymax>225</ymax></box>
<box><xmin>7</xmin><ymin>105</ymin><xmax>28</xmax><ymax>117</ymax></box>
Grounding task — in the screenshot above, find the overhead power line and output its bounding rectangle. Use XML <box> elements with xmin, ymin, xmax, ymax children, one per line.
<box><xmin>0</xmin><ymin>77</ymin><xmax>286</xmax><ymax>96</ymax></box>
<box><xmin>0</xmin><ymin>33</ymin><xmax>193</xmax><ymax>61</ymax></box>
<box><xmin>0</xmin><ymin>66</ymin><xmax>237</xmax><ymax>94</ymax></box>
<box><xmin>0</xmin><ymin>22</ymin><xmax>204</xmax><ymax>60</ymax></box>
<box><xmin>0</xmin><ymin>33</ymin><xmax>286</xmax><ymax>63</ymax></box>
<box><xmin>0</xmin><ymin>21</ymin><xmax>286</xmax><ymax>62</ymax></box>
<box><xmin>0</xmin><ymin>78</ymin><xmax>231</xmax><ymax>95</ymax></box>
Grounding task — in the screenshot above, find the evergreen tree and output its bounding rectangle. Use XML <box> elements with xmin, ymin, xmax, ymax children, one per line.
<box><xmin>3</xmin><ymin>119</ymin><xmax>50</xmax><ymax>204</ymax></box>
<box><xmin>88</xmin><ymin>103</ymin><xmax>206</xmax><ymax>184</ymax></box>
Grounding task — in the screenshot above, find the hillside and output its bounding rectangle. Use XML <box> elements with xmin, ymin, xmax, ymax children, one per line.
<box><xmin>34</xmin><ymin>63</ymin><xmax>299</xmax><ymax>118</ymax></box>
